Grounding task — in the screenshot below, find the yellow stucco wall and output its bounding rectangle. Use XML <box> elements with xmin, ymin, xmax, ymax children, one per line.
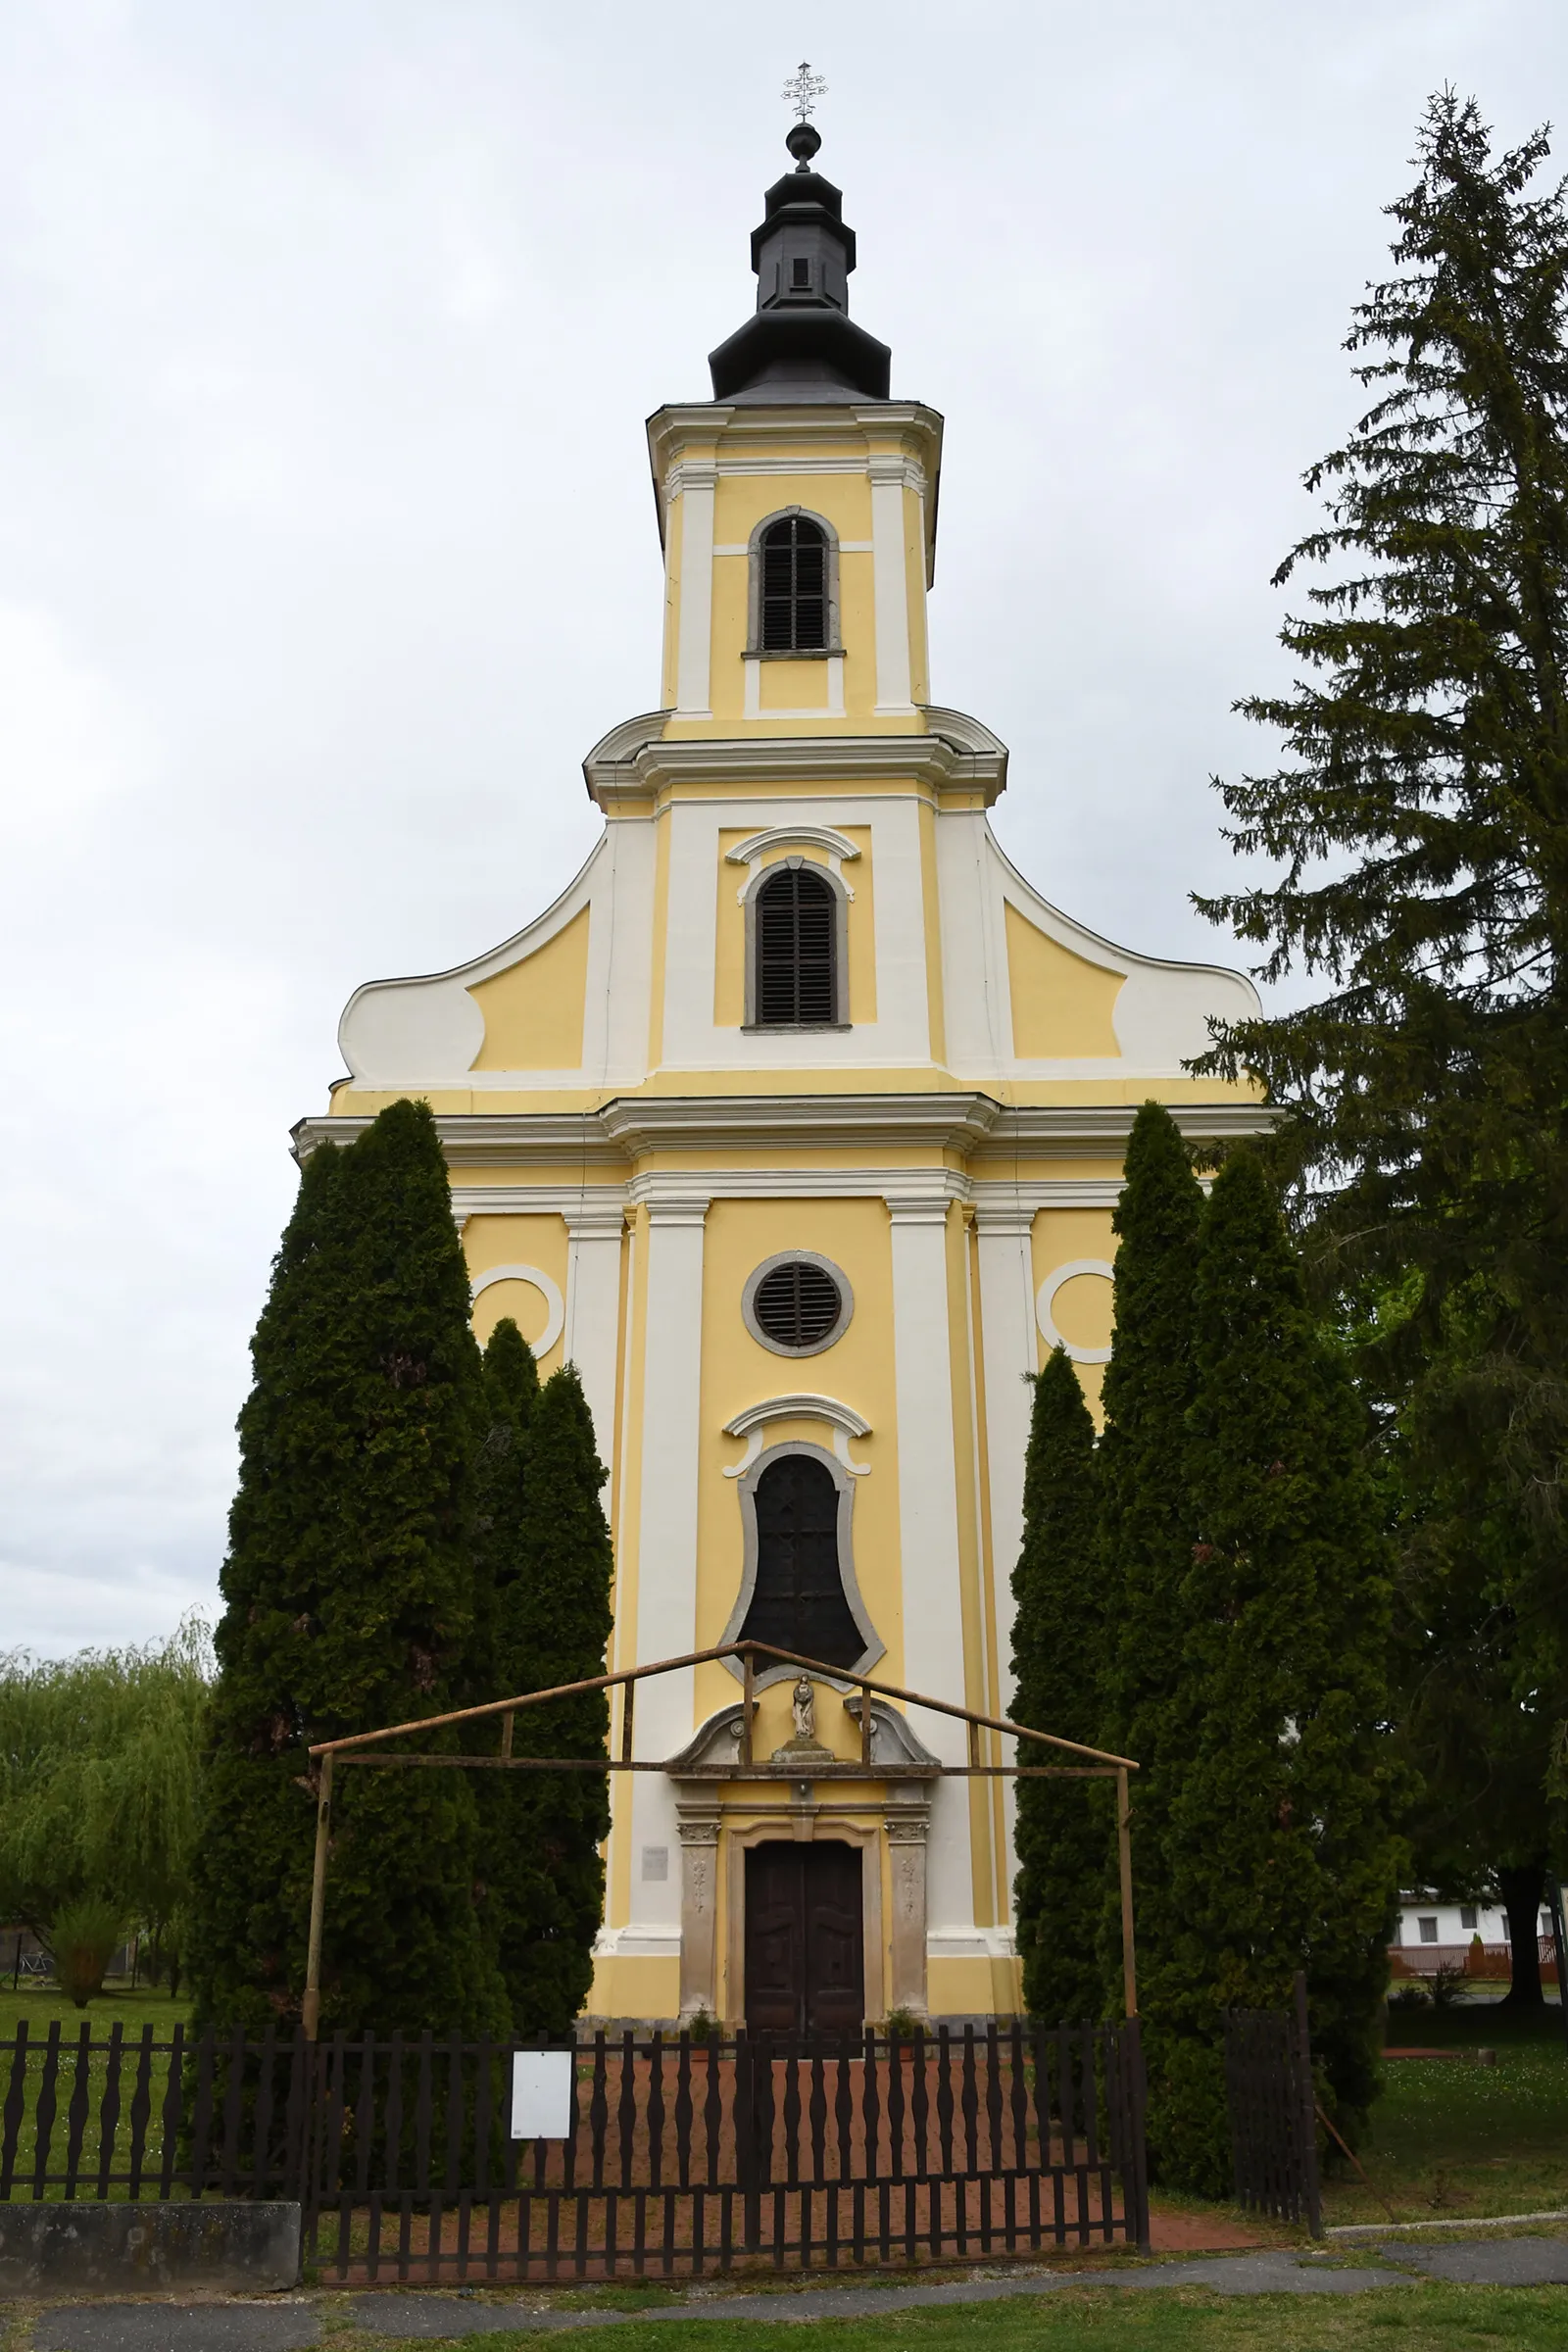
<box><xmin>468</xmin><ymin>906</ymin><xmax>591</xmax><ymax>1071</ymax></box>
<box><xmin>1004</xmin><ymin>904</ymin><xmax>1124</xmax><ymax>1059</ymax></box>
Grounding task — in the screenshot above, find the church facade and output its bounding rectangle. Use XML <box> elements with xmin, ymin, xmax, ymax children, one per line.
<box><xmin>294</xmin><ymin>123</ymin><xmax>1268</xmax><ymax>2028</ymax></box>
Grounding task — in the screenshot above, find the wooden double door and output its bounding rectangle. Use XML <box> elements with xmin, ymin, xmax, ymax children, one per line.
<box><xmin>744</xmin><ymin>1840</ymin><xmax>864</xmax><ymax>2034</ymax></box>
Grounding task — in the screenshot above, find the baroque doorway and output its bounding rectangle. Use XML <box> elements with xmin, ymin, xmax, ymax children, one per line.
<box><xmin>744</xmin><ymin>1840</ymin><xmax>863</xmax><ymax>2034</ymax></box>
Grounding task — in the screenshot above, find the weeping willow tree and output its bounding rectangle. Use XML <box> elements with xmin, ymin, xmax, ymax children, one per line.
<box><xmin>0</xmin><ymin>1619</ymin><xmax>213</xmax><ymax>1987</ymax></box>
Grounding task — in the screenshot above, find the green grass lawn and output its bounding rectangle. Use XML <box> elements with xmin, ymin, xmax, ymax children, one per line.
<box><xmin>0</xmin><ymin>1983</ymin><xmax>191</xmax><ymax>2038</ymax></box>
<box><xmin>298</xmin><ymin>2281</ymin><xmax>1568</xmax><ymax>2351</ymax></box>
<box><xmin>1320</xmin><ymin>1997</ymin><xmax>1568</xmax><ymax>2225</ymax></box>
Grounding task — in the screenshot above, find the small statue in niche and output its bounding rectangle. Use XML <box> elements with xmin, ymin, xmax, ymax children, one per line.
<box><xmin>792</xmin><ymin>1678</ymin><xmax>816</xmax><ymax>1743</ymax></box>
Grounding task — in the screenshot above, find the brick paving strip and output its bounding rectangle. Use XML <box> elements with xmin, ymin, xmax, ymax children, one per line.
<box><xmin>19</xmin><ymin>2235</ymin><xmax>1568</xmax><ymax>2349</ymax></box>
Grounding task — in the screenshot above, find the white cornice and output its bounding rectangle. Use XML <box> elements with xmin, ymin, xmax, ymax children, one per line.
<box><xmin>452</xmin><ymin>1185</ymin><xmax>629</xmax><ymax>1219</ymax></box>
<box><xmin>292</xmin><ymin>1116</ymin><xmax>629</xmax><ymax>1169</ymax></box>
<box><xmin>296</xmin><ymin>1096</ymin><xmax>1276</xmax><ymax>1173</ymax></box>
<box><xmin>602</xmin><ymin>1092</ymin><xmax>1002</xmax><ymax>1154</ymax></box>
<box><xmin>582</xmin><ymin>723</ymin><xmax>1007</xmax><ymax>811</ymax></box>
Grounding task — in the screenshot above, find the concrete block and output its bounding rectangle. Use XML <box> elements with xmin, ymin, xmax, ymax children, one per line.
<box><xmin>0</xmin><ymin>2202</ymin><xmax>300</xmax><ymax>2296</ymax></box>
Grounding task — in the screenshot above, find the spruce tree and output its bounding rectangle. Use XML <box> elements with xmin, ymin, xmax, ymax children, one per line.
<box><xmin>1095</xmin><ymin>1102</ymin><xmax>1205</xmax><ymax>2002</ymax></box>
<box><xmin>1193</xmin><ymin>94</ymin><xmax>1568</xmax><ymax>1788</ymax></box>
<box><xmin>188</xmin><ymin>1099</ymin><xmax>508</xmax><ymax>2035</ymax></box>
<box><xmin>493</xmin><ymin>1363</ymin><xmax>613</xmax><ymax>2037</ymax></box>
<box><xmin>1149</xmin><ymin>1152</ymin><xmax>1405</xmax><ymax>2191</ymax></box>
<box><xmin>1009</xmin><ymin>1347</ymin><xmax>1110</xmax><ymax>2021</ymax></box>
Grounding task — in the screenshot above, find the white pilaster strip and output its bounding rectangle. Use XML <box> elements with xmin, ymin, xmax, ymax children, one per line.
<box><xmin>673</xmin><ymin>466</ymin><xmax>717</xmax><ymax>716</ymax></box>
<box><xmin>627</xmin><ymin>1197</ymin><xmax>710</xmax><ymax>1944</ymax></box>
<box><xmin>869</xmin><ymin>456</ymin><xmax>915</xmax><ymax>714</ymax></box>
<box><xmin>973</xmin><ymin>1202</ymin><xmax>1040</xmax><ymax>1912</ymax></box>
<box><xmin>563</xmin><ymin>1202</ymin><xmax>625</xmax><ymax>1471</ymax></box>
<box><xmin>886</xmin><ymin>1194</ymin><xmax>974</xmax><ymax>1937</ymax></box>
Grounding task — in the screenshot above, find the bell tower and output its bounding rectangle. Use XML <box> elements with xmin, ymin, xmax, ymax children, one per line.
<box><xmin>649</xmin><ymin>120</ymin><xmax>938</xmax><ymax>734</ymax></box>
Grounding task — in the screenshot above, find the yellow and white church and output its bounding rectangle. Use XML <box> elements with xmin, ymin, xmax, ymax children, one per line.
<box><xmin>294</xmin><ymin>120</ymin><xmax>1269</xmax><ymax>2031</ymax></box>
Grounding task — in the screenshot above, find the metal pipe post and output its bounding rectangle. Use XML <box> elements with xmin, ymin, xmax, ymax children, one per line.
<box><xmin>1116</xmin><ymin>1765</ymin><xmax>1139</xmax><ymax>2019</ymax></box>
<box><xmin>302</xmin><ymin>1750</ymin><xmax>334</xmax><ymax>2042</ymax></box>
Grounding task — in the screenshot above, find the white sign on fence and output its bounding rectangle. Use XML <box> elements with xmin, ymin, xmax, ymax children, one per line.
<box><xmin>510</xmin><ymin>2049</ymin><xmax>574</xmax><ymax>2139</ymax></box>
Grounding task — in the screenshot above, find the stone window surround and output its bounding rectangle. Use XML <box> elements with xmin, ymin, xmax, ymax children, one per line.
<box><xmin>741</xmin><ymin>1249</ymin><xmax>856</xmax><ymax>1358</ymax></box>
<box><xmin>745</xmin><ymin>505</ymin><xmax>844</xmax><ymax>659</ymax></box>
<box><xmin>714</xmin><ymin>1437</ymin><xmax>885</xmax><ymax>1693</ymax></box>
<box><xmin>739</xmin><ymin>857</ymin><xmax>852</xmax><ymax>1032</ymax></box>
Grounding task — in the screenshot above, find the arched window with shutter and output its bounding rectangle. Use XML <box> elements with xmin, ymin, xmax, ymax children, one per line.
<box><xmin>736</xmin><ymin>1453</ymin><xmax>864</xmax><ymax>1672</ymax></box>
<box><xmin>749</xmin><ymin>861</ymin><xmax>844</xmax><ymax>1028</ymax></box>
<box><xmin>747</xmin><ymin>509</ymin><xmax>840</xmax><ymax>656</ymax></box>
<box><xmin>719</xmin><ymin>1440</ymin><xmax>884</xmax><ymax>1687</ymax></box>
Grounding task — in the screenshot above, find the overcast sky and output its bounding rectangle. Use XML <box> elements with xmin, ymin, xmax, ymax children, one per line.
<box><xmin>2</xmin><ymin>0</ymin><xmax>1562</xmax><ymax>1655</ymax></box>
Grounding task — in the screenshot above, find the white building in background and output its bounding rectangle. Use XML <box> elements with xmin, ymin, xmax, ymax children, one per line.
<box><xmin>1392</xmin><ymin>1892</ymin><xmax>1552</xmax><ymax>1957</ymax></box>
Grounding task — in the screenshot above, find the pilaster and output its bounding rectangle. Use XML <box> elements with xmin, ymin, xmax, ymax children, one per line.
<box><xmin>868</xmin><ymin>452</ymin><xmax>915</xmax><ymax>714</ymax></box>
<box><xmin>675</xmin><ymin>1799</ymin><xmax>722</xmax><ymax>2021</ymax></box>
<box><xmin>563</xmin><ymin>1201</ymin><xmax>626</xmax><ymax>1471</ymax></box>
<box><xmin>886</xmin><ymin>1804</ymin><xmax>931</xmax><ymax>2018</ymax></box>
<box><xmin>673</xmin><ymin>465</ymin><xmax>717</xmax><ymax>717</ymax></box>
<box><xmin>972</xmin><ymin>1201</ymin><xmax>1040</xmax><ymax>1909</ymax></box>
<box><xmin>626</xmin><ymin>1195</ymin><xmax>710</xmax><ymax>1943</ymax></box>
<box><xmin>885</xmin><ymin>1191</ymin><xmax>973</xmax><ymax>1938</ymax></box>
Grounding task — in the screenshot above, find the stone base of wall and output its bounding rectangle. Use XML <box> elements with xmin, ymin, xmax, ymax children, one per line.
<box><xmin>0</xmin><ymin>2201</ymin><xmax>300</xmax><ymax>2296</ymax></box>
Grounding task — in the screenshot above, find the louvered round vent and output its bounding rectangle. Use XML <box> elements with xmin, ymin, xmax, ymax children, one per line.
<box><xmin>744</xmin><ymin>1253</ymin><xmax>852</xmax><ymax>1356</ymax></box>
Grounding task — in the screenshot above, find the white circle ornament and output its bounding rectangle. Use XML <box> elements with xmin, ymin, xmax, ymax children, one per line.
<box><xmin>1036</xmin><ymin>1259</ymin><xmax>1115</xmax><ymax>1366</ymax></box>
<box><xmin>468</xmin><ymin>1263</ymin><xmax>565</xmax><ymax>1357</ymax></box>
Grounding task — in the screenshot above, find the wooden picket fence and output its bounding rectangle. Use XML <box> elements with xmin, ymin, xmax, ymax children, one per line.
<box><xmin>0</xmin><ymin>2018</ymin><xmax>1150</xmax><ymax>2278</ymax></box>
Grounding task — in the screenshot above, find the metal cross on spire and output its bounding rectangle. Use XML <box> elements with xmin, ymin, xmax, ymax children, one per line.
<box><xmin>781</xmin><ymin>61</ymin><xmax>827</xmax><ymax>123</ymax></box>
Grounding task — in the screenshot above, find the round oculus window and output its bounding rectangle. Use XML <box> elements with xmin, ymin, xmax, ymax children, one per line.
<box><xmin>743</xmin><ymin>1252</ymin><xmax>853</xmax><ymax>1356</ymax></box>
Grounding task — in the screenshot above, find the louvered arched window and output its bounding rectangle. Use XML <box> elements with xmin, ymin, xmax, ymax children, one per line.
<box><xmin>759</xmin><ymin>514</ymin><xmax>829</xmax><ymax>652</ymax></box>
<box><xmin>753</xmin><ymin>862</ymin><xmax>840</xmax><ymax>1027</ymax></box>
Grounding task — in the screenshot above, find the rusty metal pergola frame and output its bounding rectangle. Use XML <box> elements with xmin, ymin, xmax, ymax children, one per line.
<box><xmin>301</xmin><ymin>1641</ymin><xmax>1140</xmax><ymax>2040</ymax></box>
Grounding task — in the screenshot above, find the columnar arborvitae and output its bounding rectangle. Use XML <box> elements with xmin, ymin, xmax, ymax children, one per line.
<box><xmin>188</xmin><ymin>1099</ymin><xmax>508</xmax><ymax>2034</ymax></box>
<box><xmin>471</xmin><ymin>1316</ymin><xmax>539</xmax><ymax>1688</ymax></box>
<box><xmin>1095</xmin><ymin>1102</ymin><xmax>1205</xmax><ymax>2002</ymax></box>
<box><xmin>1010</xmin><ymin>1347</ymin><xmax>1112</xmax><ymax>2021</ymax></box>
<box><xmin>469</xmin><ymin>1317</ymin><xmax>539</xmax><ymax>2004</ymax></box>
<box><xmin>1151</xmin><ymin>1152</ymin><xmax>1405</xmax><ymax>2191</ymax></box>
<box><xmin>495</xmin><ymin>1363</ymin><xmax>613</xmax><ymax>2037</ymax></box>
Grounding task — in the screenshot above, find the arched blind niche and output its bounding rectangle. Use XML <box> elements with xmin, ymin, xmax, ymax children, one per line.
<box><xmin>759</xmin><ymin>514</ymin><xmax>829</xmax><ymax>652</ymax></box>
<box><xmin>753</xmin><ymin>862</ymin><xmax>839</xmax><ymax>1027</ymax></box>
<box><xmin>735</xmin><ymin>1453</ymin><xmax>864</xmax><ymax>1673</ymax></box>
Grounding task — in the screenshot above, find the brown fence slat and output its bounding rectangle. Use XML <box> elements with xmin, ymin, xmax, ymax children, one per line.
<box><xmin>0</xmin><ymin>2019</ymin><xmax>1149</xmax><ymax>2276</ymax></box>
<box><xmin>1223</xmin><ymin>1975</ymin><xmax>1322</xmax><ymax>2235</ymax></box>
<box><xmin>62</xmin><ymin>2025</ymin><xmax>93</xmax><ymax>2199</ymax></box>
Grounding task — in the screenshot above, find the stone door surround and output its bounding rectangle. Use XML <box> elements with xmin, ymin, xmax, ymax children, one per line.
<box><xmin>668</xmin><ymin>1697</ymin><xmax>938</xmax><ymax>2025</ymax></box>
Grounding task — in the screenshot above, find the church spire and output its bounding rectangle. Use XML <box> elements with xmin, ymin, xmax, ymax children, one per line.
<box><xmin>708</xmin><ymin>74</ymin><xmax>892</xmax><ymax>405</ymax></box>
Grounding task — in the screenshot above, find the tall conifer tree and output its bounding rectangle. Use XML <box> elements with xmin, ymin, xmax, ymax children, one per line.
<box><xmin>189</xmin><ymin>1099</ymin><xmax>507</xmax><ymax>2034</ymax></box>
<box><xmin>1194</xmin><ymin>95</ymin><xmax>1568</xmax><ymax>1797</ymax></box>
<box><xmin>469</xmin><ymin>1317</ymin><xmax>540</xmax><ymax>2007</ymax></box>
<box><xmin>1010</xmin><ymin>1347</ymin><xmax>1110</xmax><ymax>2020</ymax></box>
<box><xmin>1149</xmin><ymin>1152</ymin><xmax>1405</xmax><ymax>2190</ymax></box>
<box><xmin>1095</xmin><ymin>1102</ymin><xmax>1204</xmax><ymax>1999</ymax></box>
<box><xmin>470</xmin><ymin>1317</ymin><xmax>539</xmax><ymax>1695</ymax></box>
<box><xmin>496</xmin><ymin>1363</ymin><xmax>613</xmax><ymax>2037</ymax></box>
